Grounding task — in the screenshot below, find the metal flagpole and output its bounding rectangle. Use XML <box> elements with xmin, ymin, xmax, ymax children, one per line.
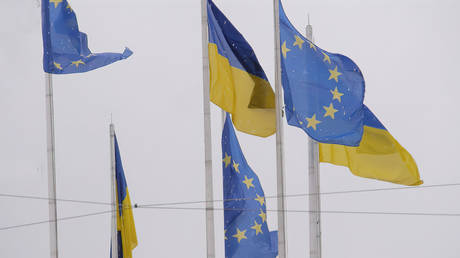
<box><xmin>45</xmin><ymin>73</ymin><xmax>59</xmax><ymax>258</ymax></box>
<box><xmin>306</xmin><ymin>20</ymin><xmax>322</xmax><ymax>258</ymax></box>
<box><xmin>273</xmin><ymin>1</ymin><xmax>288</xmax><ymax>258</ymax></box>
<box><xmin>109</xmin><ymin>124</ymin><xmax>118</xmax><ymax>258</ymax></box>
<box><xmin>200</xmin><ymin>0</ymin><xmax>216</xmax><ymax>257</ymax></box>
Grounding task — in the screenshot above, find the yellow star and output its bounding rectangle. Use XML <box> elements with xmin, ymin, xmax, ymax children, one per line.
<box><xmin>254</xmin><ymin>194</ymin><xmax>265</xmax><ymax>206</ymax></box>
<box><xmin>293</xmin><ymin>35</ymin><xmax>304</xmax><ymax>50</ymax></box>
<box><xmin>71</xmin><ymin>60</ymin><xmax>85</xmax><ymax>68</ymax></box>
<box><xmin>299</xmin><ymin>121</ymin><xmax>303</xmax><ymax>125</ymax></box>
<box><xmin>66</xmin><ymin>3</ymin><xmax>73</xmax><ymax>11</ymax></box>
<box><xmin>223</xmin><ymin>153</ymin><xmax>231</xmax><ymax>168</ymax></box>
<box><xmin>232</xmin><ymin>160</ymin><xmax>240</xmax><ymax>173</ymax></box>
<box><xmin>328</xmin><ymin>66</ymin><xmax>342</xmax><ymax>82</ymax></box>
<box><xmin>232</xmin><ymin>228</ymin><xmax>247</xmax><ymax>243</ymax></box>
<box><xmin>306</xmin><ymin>114</ymin><xmax>321</xmax><ymax>130</ymax></box>
<box><xmin>53</xmin><ymin>62</ymin><xmax>63</xmax><ymax>70</ymax></box>
<box><xmin>258</xmin><ymin>209</ymin><xmax>266</xmax><ymax>223</ymax></box>
<box><xmin>251</xmin><ymin>220</ymin><xmax>263</xmax><ymax>235</ymax></box>
<box><xmin>323</xmin><ymin>103</ymin><xmax>338</xmax><ymax>119</ymax></box>
<box><xmin>281</xmin><ymin>41</ymin><xmax>291</xmax><ymax>59</ymax></box>
<box><xmin>322</xmin><ymin>52</ymin><xmax>331</xmax><ymax>64</ymax></box>
<box><xmin>242</xmin><ymin>176</ymin><xmax>255</xmax><ymax>189</ymax></box>
<box><xmin>309</xmin><ymin>42</ymin><xmax>317</xmax><ymax>51</ymax></box>
<box><xmin>50</xmin><ymin>0</ymin><xmax>63</xmax><ymax>8</ymax></box>
<box><xmin>224</xmin><ymin>229</ymin><xmax>228</xmax><ymax>240</ymax></box>
<box><xmin>330</xmin><ymin>87</ymin><xmax>344</xmax><ymax>102</ymax></box>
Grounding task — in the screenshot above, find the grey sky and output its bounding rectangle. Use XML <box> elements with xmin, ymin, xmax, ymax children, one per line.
<box><xmin>1</xmin><ymin>0</ymin><xmax>459</xmax><ymax>257</ymax></box>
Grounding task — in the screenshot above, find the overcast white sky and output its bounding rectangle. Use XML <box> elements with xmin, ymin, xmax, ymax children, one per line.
<box><xmin>1</xmin><ymin>0</ymin><xmax>460</xmax><ymax>257</ymax></box>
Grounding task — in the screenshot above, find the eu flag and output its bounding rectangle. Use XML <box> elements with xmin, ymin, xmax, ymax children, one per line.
<box><xmin>114</xmin><ymin>135</ymin><xmax>138</xmax><ymax>258</ymax></box>
<box><xmin>41</xmin><ymin>0</ymin><xmax>132</xmax><ymax>74</ymax></box>
<box><xmin>222</xmin><ymin>113</ymin><xmax>278</xmax><ymax>258</ymax></box>
<box><xmin>279</xmin><ymin>1</ymin><xmax>365</xmax><ymax>146</ymax></box>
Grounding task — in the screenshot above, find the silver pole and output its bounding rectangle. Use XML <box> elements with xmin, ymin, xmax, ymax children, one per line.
<box><xmin>109</xmin><ymin>124</ymin><xmax>118</xmax><ymax>258</ymax></box>
<box><xmin>306</xmin><ymin>23</ymin><xmax>322</xmax><ymax>258</ymax></box>
<box><xmin>200</xmin><ymin>0</ymin><xmax>216</xmax><ymax>257</ymax></box>
<box><xmin>273</xmin><ymin>1</ymin><xmax>288</xmax><ymax>258</ymax></box>
<box><xmin>45</xmin><ymin>73</ymin><xmax>59</xmax><ymax>258</ymax></box>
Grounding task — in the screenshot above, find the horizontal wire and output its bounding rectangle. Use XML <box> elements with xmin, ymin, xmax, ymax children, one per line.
<box><xmin>0</xmin><ymin>193</ymin><xmax>112</xmax><ymax>206</ymax></box>
<box><xmin>139</xmin><ymin>182</ymin><xmax>460</xmax><ymax>208</ymax></box>
<box><xmin>2</xmin><ymin>202</ymin><xmax>460</xmax><ymax>232</ymax></box>
<box><xmin>0</xmin><ymin>210</ymin><xmax>114</xmax><ymax>231</ymax></box>
<box><xmin>138</xmin><ymin>206</ymin><xmax>460</xmax><ymax>217</ymax></box>
<box><xmin>1</xmin><ymin>182</ymin><xmax>460</xmax><ymax>209</ymax></box>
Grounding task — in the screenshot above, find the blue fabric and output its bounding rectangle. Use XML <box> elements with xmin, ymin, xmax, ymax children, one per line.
<box><xmin>41</xmin><ymin>0</ymin><xmax>132</xmax><ymax>74</ymax></box>
<box><xmin>109</xmin><ymin>231</ymin><xmax>124</xmax><ymax>258</ymax></box>
<box><xmin>279</xmin><ymin>0</ymin><xmax>365</xmax><ymax>146</ymax></box>
<box><xmin>222</xmin><ymin>113</ymin><xmax>278</xmax><ymax>258</ymax></box>
<box><xmin>362</xmin><ymin>105</ymin><xmax>386</xmax><ymax>130</ymax></box>
<box><xmin>207</xmin><ymin>0</ymin><xmax>268</xmax><ymax>81</ymax></box>
<box><xmin>114</xmin><ymin>135</ymin><xmax>128</xmax><ymax>216</ymax></box>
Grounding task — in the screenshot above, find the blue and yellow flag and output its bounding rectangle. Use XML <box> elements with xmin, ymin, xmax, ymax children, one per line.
<box><xmin>114</xmin><ymin>135</ymin><xmax>138</xmax><ymax>258</ymax></box>
<box><xmin>208</xmin><ymin>0</ymin><xmax>276</xmax><ymax>137</ymax></box>
<box><xmin>222</xmin><ymin>113</ymin><xmax>278</xmax><ymax>258</ymax></box>
<box><xmin>319</xmin><ymin>106</ymin><xmax>422</xmax><ymax>186</ymax></box>
<box><xmin>41</xmin><ymin>0</ymin><xmax>132</xmax><ymax>74</ymax></box>
<box><xmin>279</xmin><ymin>1</ymin><xmax>364</xmax><ymax>146</ymax></box>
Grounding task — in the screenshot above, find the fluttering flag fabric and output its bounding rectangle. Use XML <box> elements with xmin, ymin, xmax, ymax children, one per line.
<box><xmin>41</xmin><ymin>0</ymin><xmax>132</xmax><ymax>74</ymax></box>
<box><xmin>208</xmin><ymin>0</ymin><xmax>276</xmax><ymax>137</ymax></box>
<box><xmin>279</xmin><ymin>1</ymin><xmax>365</xmax><ymax>146</ymax></box>
<box><xmin>222</xmin><ymin>113</ymin><xmax>278</xmax><ymax>258</ymax></box>
<box><xmin>114</xmin><ymin>135</ymin><xmax>138</xmax><ymax>258</ymax></box>
<box><xmin>319</xmin><ymin>106</ymin><xmax>422</xmax><ymax>186</ymax></box>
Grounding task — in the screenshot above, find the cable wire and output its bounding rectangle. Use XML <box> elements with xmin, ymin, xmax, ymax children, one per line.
<box><xmin>2</xmin><ymin>182</ymin><xmax>459</xmax><ymax>208</ymax></box>
<box><xmin>2</xmin><ymin>205</ymin><xmax>460</xmax><ymax>232</ymax></box>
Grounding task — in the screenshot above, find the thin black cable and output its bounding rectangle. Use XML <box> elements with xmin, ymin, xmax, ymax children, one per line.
<box><xmin>1</xmin><ymin>203</ymin><xmax>460</xmax><ymax>232</ymax></box>
<box><xmin>1</xmin><ymin>182</ymin><xmax>460</xmax><ymax>208</ymax></box>
<box><xmin>0</xmin><ymin>193</ymin><xmax>112</xmax><ymax>206</ymax></box>
<box><xmin>0</xmin><ymin>210</ymin><xmax>114</xmax><ymax>231</ymax></box>
<box><xmin>139</xmin><ymin>182</ymin><xmax>460</xmax><ymax>208</ymax></box>
<box><xmin>138</xmin><ymin>206</ymin><xmax>460</xmax><ymax>217</ymax></box>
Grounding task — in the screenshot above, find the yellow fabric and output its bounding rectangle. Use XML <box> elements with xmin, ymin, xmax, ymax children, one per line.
<box><xmin>208</xmin><ymin>43</ymin><xmax>276</xmax><ymax>137</ymax></box>
<box><xmin>117</xmin><ymin>190</ymin><xmax>138</xmax><ymax>258</ymax></box>
<box><xmin>319</xmin><ymin>126</ymin><xmax>423</xmax><ymax>186</ymax></box>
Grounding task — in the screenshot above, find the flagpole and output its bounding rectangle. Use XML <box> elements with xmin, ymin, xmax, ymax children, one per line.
<box><xmin>200</xmin><ymin>0</ymin><xmax>216</xmax><ymax>257</ymax></box>
<box><xmin>45</xmin><ymin>73</ymin><xmax>59</xmax><ymax>258</ymax></box>
<box><xmin>306</xmin><ymin>21</ymin><xmax>322</xmax><ymax>258</ymax></box>
<box><xmin>273</xmin><ymin>1</ymin><xmax>288</xmax><ymax>258</ymax></box>
<box><xmin>109</xmin><ymin>124</ymin><xmax>118</xmax><ymax>258</ymax></box>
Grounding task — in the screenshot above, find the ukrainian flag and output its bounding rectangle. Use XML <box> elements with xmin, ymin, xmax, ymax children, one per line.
<box><xmin>207</xmin><ymin>0</ymin><xmax>276</xmax><ymax>137</ymax></box>
<box><xmin>319</xmin><ymin>106</ymin><xmax>422</xmax><ymax>186</ymax></box>
<box><xmin>114</xmin><ymin>135</ymin><xmax>138</xmax><ymax>258</ymax></box>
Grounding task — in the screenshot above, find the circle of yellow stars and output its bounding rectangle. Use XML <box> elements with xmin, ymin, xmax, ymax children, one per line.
<box><xmin>282</xmin><ymin>34</ymin><xmax>346</xmax><ymax>131</ymax></box>
<box><xmin>222</xmin><ymin>152</ymin><xmax>269</xmax><ymax>244</ymax></box>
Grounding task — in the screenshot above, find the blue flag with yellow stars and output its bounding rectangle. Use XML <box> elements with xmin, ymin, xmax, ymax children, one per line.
<box><xmin>222</xmin><ymin>113</ymin><xmax>278</xmax><ymax>258</ymax></box>
<box><xmin>113</xmin><ymin>135</ymin><xmax>138</xmax><ymax>258</ymax></box>
<box><xmin>41</xmin><ymin>0</ymin><xmax>132</xmax><ymax>74</ymax></box>
<box><xmin>279</xmin><ymin>0</ymin><xmax>365</xmax><ymax>146</ymax></box>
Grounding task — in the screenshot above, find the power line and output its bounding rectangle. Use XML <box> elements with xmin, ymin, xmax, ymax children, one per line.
<box><xmin>2</xmin><ymin>182</ymin><xmax>459</xmax><ymax>208</ymax></box>
<box><xmin>0</xmin><ymin>210</ymin><xmax>114</xmax><ymax>231</ymax></box>
<box><xmin>2</xmin><ymin>204</ymin><xmax>460</xmax><ymax>232</ymax></box>
<box><xmin>139</xmin><ymin>182</ymin><xmax>460</xmax><ymax>208</ymax></box>
<box><xmin>138</xmin><ymin>206</ymin><xmax>460</xmax><ymax>217</ymax></box>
